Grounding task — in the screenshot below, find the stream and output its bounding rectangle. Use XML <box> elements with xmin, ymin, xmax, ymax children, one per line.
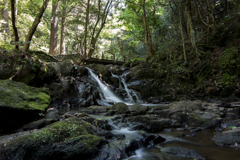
<box><xmin>62</xmin><ymin>68</ymin><xmax>240</xmax><ymax>159</ymax></box>
<box><xmin>1</xmin><ymin>67</ymin><xmax>240</xmax><ymax>160</ymax></box>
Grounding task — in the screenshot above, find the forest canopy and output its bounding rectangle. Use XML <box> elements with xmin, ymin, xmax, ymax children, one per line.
<box><xmin>0</xmin><ymin>0</ymin><xmax>239</xmax><ymax>61</ymax></box>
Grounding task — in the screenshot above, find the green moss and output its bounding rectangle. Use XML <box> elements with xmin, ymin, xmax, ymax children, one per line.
<box><xmin>0</xmin><ymin>80</ymin><xmax>50</xmax><ymax>111</ymax></box>
<box><xmin>5</xmin><ymin>118</ymin><xmax>103</xmax><ymax>159</ymax></box>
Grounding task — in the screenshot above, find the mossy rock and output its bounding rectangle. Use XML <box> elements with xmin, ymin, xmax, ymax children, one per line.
<box><xmin>111</xmin><ymin>102</ymin><xmax>128</xmax><ymax>113</ymax></box>
<box><xmin>0</xmin><ymin>80</ymin><xmax>50</xmax><ymax>133</ymax></box>
<box><xmin>3</xmin><ymin>117</ymin><xmax>103</xmax><ymax>160</ymax></box>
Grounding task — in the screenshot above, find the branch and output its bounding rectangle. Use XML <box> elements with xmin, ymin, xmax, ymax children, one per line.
<box><xmin>30</xmin><ymin>0</ymin><xmax>40</xmax><ymax>10</ymax></box>
<box><xmin>121</xmin><ymin>29</ymin><xmax>144</xmax><ymax>43</ymax></box>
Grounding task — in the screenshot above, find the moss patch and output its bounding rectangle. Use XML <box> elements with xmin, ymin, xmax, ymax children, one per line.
<box><xmin>4</xmin><ymin>117</ymin><xmax>103</xmax><ymax>160</ymax></box>
<box><xmin>0</xmin><ymin>80</ymin><xmax>50</xmax><ymax>111</ymax></box>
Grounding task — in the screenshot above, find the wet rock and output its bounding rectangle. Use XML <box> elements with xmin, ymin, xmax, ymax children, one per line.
<box><xmin>0</xmin><ymin>80</ymin><xmax>50</xmax><ymax>134</ymax></box>
<box><xmin>212</xmin><ymin>129</ymin><xmax>240</xmax><ymax>147</ymax></box>
<box><xmin>2</xmin><ymin>117</ymin><xmax>104</xmax><ymax>160</ymax></box>
<box><xmin>143</xmin><ymin>134</ymin><xmax>166</xmax><ymax>146</ymax></box>
<box><xmin>92</xmin><ymin>119</ymin><xmax>112</xmax><ymax>131</ymax></box>
<box><xmin>111</xmin><ymin>102</ymin><xmax>129</xmax><ymax>113</ymax></box>
<box><xmin>110</xmin><ymin>76</ymin><xmax>119</xmax><ymax>87</ymax></box>
<box><xmin>97</xmin><ymin>130</ymin><xmax>125</xmax><ymax>140</ymax></box>
<box><xmin>106</xmin><ymin>64</ymin><xmax>128</xmax><ymax>75</ymax></box>
<box><xmin>128</xmin><ymin>103</ymin><xmax>149</xmax><ymax>115</ymax></box>
<box><xmin>161</xmin><ymin>146</ymin><xmax>206</xmax><ymax>160</ymax></box>
<box><xmin>128</xmin><ymin>79</ymin><xmax>162</xmax><ymax>99</ymax></box>
<box><xmin>128</xmin><ymin>116</ymin><xmax>173</xmax><ymax>132</ymax></box>
<box><xmin>125</xmin><ymin>139</ymin><xmax>143</xmax><ymax>156</ymax></box>
<box><xmin>88</xmin><ymin>106</ymin><xmax>110</xmax><ymax>113</ymax></box>
<box><xmin>88</xmin><ymin>64</ymin><xmax>110</xmax><ymax>78</ymax></box>
<box><xmin>72</xmin><ymin>65</ymin><xmax>88</xmax><ymax>77</ymax></box>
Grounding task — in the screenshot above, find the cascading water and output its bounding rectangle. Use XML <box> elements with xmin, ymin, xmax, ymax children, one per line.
<box><xmin>87</xmin><ymin>67</ymin><xmax>161</xmax><ymax>106</ymax></box>
<box><xmin>111</xmin><ymin>73</ymin><xmax>136</xmax><ymax>103</ymax></box>
<box><xmin>87</xmin><ymin>68</ymin><xmax>124</xmax><ymax>103</ymax></box>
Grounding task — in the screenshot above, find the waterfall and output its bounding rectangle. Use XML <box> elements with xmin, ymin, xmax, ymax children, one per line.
<box><xmin>111</xmin><ymin>73</ymin><xmax>136</xmax><ymax>103</ymax></box>
<box><xmin>87</xmin><ymin>68</ymin><xmax>124</xmax><ymax>103</ymax></box>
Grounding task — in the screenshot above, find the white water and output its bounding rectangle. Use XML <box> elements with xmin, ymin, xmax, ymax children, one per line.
<box><xmin>111</xmin><ymin>73</ymin><xmax>135</xmax><ymax>103</ymax></box>
<box><xmin>87</xmin><ymin>67</ymin><xmax>164</xmax><ymax>107</ymax></box>
<box><xmin>87</xmin><ymin>68</ymin><xmax>124</xmax><ymax>103</ymax></box>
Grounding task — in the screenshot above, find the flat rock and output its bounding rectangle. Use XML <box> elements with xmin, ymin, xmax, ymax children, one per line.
<box><xmin>161</xmin><ymin>146</ymin><xmax>206</xmax><ymax>160</ymax></box>
<box><xmin>212</xmin><ymin>129</ymin><xmax>240</xmax><ymax>147</ymax></box>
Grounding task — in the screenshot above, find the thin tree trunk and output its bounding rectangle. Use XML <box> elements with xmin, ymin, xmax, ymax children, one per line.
<box><xmin>60</xmin><ymin>0</ymin><xmax>66</xmax><ymax>55</ymax></box>
<box><xmin>23</xmin><ymin>0</ymin><xmax>50</xmax><ymax>52</ymax></box>
<box><xmin>10</xmin><ymin>0</ymin><xmax>19</xmax><ymax>50</ymax></box>
<box><xmin>49</xmin><ymin>0</ymin><xmax>59</xmax><ymax>55</ymax></box>
<box><xmin>2</xmin><ymin>0</ymin><xmax>9</xmax><ymax>35</ymax></box>
<box><xmin>177</xmin><ymin>0</ymin><xmax>186</xmax><ymax>62</ymax></box>
<box><xmin>84</xmin><ymin>0</ymin><xmax>90</xmax><ymax>59</ymax></box>
<box><xmin>87</xmin><ymin>0</ymin><xmax>112</xmax><ymax>58</ymax></box>
<box><xmin>184</xmin><ymin>0</ymin><xmax>199</xmax><ymax>56</ymax></box>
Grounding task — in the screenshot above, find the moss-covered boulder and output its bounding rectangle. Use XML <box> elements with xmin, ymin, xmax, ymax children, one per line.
<box><xmin>0</xmin><ymin>80</ymin><xmax>50</xmax><ymax>133</ymax></box>
<box><xmin>111</xmin><ymin>102</ymin><xmax>128</xmax><ymax>113</ymax></box>
<box><xmin>2</xmin><ymin>117</ymin><xmax>103</xmax><ymax>160</ymax></box>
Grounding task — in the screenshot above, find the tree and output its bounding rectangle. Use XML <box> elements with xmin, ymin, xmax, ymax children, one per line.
<box><xmin>11</xmin><ymin>0</ymin><xmax>19</xmax><ymax>50</ymax></box>
<box><xmin>23</xmin><ymin>0</ymin><xmax>50</xmax><ymax>52</ymax></box>
<box><xmin>87</xmin><ymin>0</ymin><xmax>113</xmax><ymax>58</ymax></box>
<box><xmin>60</xmin><ymin>0</ymin><xmax>67</xmax><ymax>55</ymax></box>
<box><xmin>177</xmin><ymin>0</ymin><xmax>186</xmax><ymax>62</ymax></box>
<box><xmin>83</xmin><ymin>0</ymin><xmax>90</xmax><ymax>59</ymax></box>
<box><xmin>49</xmin><ymin>0</ymin><xmax>59</xmax><ymax>55</ymax></box>
<box><xmin>126</xmin><ymin>0</ymin><xmax>155</xmax><ymax>58</ymax></box>
<box><xmin>184</xmin><ymin>0</ymin><xmax>199</xmax><ymax>56</ymax></box>
<box><xmin>1</xmin><ymin>0</ymin><xmax>9</xmax><ymax>35</ymax></box>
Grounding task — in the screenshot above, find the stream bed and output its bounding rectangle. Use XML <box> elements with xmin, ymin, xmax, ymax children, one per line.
<box><xmin>60</xmin><ymin>108</ymin><xmax>240</xmax><ymax>160</ymax></box>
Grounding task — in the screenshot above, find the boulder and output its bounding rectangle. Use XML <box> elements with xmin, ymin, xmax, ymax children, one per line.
<box><xmin>128</xmin><ymin>79</ymin><xmax>162</xmax><ymax>99</ymax></box>
<box><xmin>2</xmin><ymin>117</ymin><xmax>104</xmax><ymax>160</ymax></box>
<box><xmin>168</xmin><ymin>100</ymin><xmax>203</xmax><ymax>113</ymax></box>
<box><xmin>161</xmin><ymin>146</ymin><xmax>206</xmax><ymax>160</ymax></box>
<box><xmin>11</xmin><ymin>61</ymin><xmax>57</xmax><ymax>86</ymax></box>
<box><xmin>128</xmin><ymin>103</ymin><xmax>149</xmax><ymax>115</ymax></box>
<box><xmin>72</xmin><ymin>65</ymin><xmax>88</xmax><ymax>77</ymax></box>
<box><xmin>111</xmin><ymin>102</ymin><xmax>129</xmax><ymax>113</ymax></box>
<box><xmin>0</xmin><ymin>80</ymin><xmax>50</xmax><ymax>133</ymax></box>
<box><xmin>88</xmin><ymin>64</ymin><xmax>109</xmax><ymax>77</ymax></box>
<box><xmin>212</xmin><ymin>129</ymin><xmax>240</xmax><ymax>147</ymax></box>
<box><xmin>47</xmin><ymin>61</ymin><xmax>74</xmax><ymax>77</ymax></box>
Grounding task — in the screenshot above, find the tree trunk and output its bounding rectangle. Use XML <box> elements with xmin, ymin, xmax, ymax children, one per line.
<box><xmin>49</xmin><ymin>0</ymin><xmax>59</xmax><ymax>55</ymax></box>
<box><xmin>60</xmin><ymin>0</ymin><xmax>66</xmax><ymax>55</ymax></box>
<box><xmin>23</xmin><ymin>0</ymin><xmax>50</xmax><ymax>52</ymax></box>
<box><xmin>184</xmin><ymin>0</ymin><xmax>199</xmax><ymax>56</ymax></box>
<box><xmin>83</xmin><ymin>0</ymin><xmax>90</xmax><ymax>59</ymax></box>
<box><xmin>178</xmin><ymin>0</ymin><xmax>186</xmax><ymax>62</ymax></box>
<box><xmin>87</xmin><ymin>0</ymin><xmax>112</xmax><ymax>58</ymax></box>
<box><xmin>10</xmin><ymin>0</ymin><xmax>19</xmax><ymax>50</ymax></box>
<box><xmin>2</xmin><ymin>0</ymin><xmax>9</xmax><ymax>35</ymax></box>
